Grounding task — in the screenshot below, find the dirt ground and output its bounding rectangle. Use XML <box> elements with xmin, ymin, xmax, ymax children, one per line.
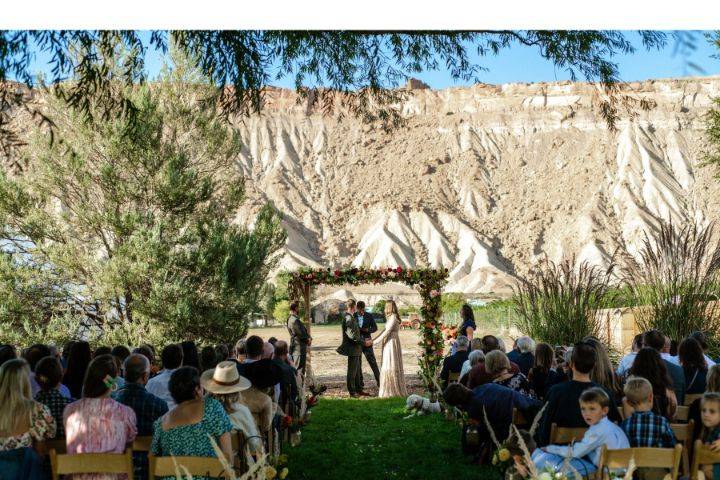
<box><xmin>248</xmin><ymin>323</ymin><xmax>426</xmax><ymax>397</ymax></box>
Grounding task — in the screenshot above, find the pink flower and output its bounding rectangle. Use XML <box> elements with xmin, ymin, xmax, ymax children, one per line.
<box><xmin>396</xmin><ymin>266</ymin><xmax>403</xmax><ymax>273</ymax></box>
<box><xmin>430</xmin><ymin>289</ymin><xmax>439</xmax><ymax>298</ymax></box>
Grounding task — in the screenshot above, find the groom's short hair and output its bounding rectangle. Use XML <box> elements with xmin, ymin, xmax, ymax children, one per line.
<box><xmin>357</xmin><ymin>301</ymin><xmax>366</xmax><ymax>310</ymax></box>
<box><xmin>289</xmin><ymin>302</ymin><xmax>299</xmax><ymax>313</ymax></box>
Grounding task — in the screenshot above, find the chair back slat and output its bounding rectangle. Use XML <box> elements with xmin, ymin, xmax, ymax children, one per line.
<box><xmin>550</xmin><ymin>423</ymin><xmax>587</xmax><ymax>444</ymax></box>
<box><xmin>149</xmin><ymin>454</ymin><xmax>230</xmax><ymax>478</ymax></box>
<box><xmin>50</xmin><ymin>449</ymin><xmax>134</xmax><ymax>480</ymax></box>
<box><xmin>672</xmin><ymin>420</ymin><xmax>695</xmax><ymax>474</ymax></box>
<box><xmin>691</xmin><ymin>439</ymin><xmax>720</xmax><ymax>480</ymax></box>
<box><xmin>598</xmin><ymin>445</ymin><xmax>682</xmax><ymax>480</ymax></box>
<box><xmin>676</xmin><ymin>406</ymin><xmax>690</xmax><ymax>422</ymax></box>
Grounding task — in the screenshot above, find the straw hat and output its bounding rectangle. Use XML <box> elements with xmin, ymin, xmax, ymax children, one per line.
<box><xmin>200</xmin><ymin>361</ymin><xmax>251</xmax><ymax>394</ymax></box>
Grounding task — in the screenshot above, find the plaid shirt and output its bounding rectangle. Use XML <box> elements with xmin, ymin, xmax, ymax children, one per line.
<box><xmin>621</xmin><ymin>410</ymin><xmax>677</xmax><ymax>448</ymax></box>
<box><xmin>113</xmin><ymin>382</ymin><xmax>168</xmax><ymax>436</ymax></box>
<box><xmin>35</xmin><ymin>388</ymin><xmax>74</xmax><ymax>439</ymax></box>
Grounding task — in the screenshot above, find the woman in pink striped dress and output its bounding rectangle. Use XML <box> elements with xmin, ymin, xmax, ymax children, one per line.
<box><xmin>64</xmin><ymin>354</ymin><xmax>137</xmax><ymax>479</ymax></box>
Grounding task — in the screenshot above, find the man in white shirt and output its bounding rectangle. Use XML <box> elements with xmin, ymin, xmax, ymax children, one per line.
<box><xmin>665</xmin><ymin>331</ymin><xmax>716</xmax><ymax>367</ymax></box>
<box><xmin>146</xmin><ymin>343</ymin><xmax>184</xmax><ymax>410</ymax></box>
<box><xmin>616</xmin><ymin>333</ymin><xmax>643</xmax><ymax>378</ymax></box>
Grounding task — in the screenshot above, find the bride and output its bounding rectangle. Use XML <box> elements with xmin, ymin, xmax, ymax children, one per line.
<box><xmin>373</xmin><ymin>300</ymin><xmax>408</xmax><ymax>398</ymax></box>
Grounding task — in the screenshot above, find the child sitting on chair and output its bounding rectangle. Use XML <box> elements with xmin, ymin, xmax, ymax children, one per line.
<box><xmin>621</xmin><ymin>377</ymin><xmax>676</xmax><ymax>447</ymax></box>
<box><xmin>700</xmin><ymin>393</ymin><xmax>720</xmax><ymax>480</ymax></box>
<box><xmin>532</xmin><ymin>387</ymin><xmax>629</xmax><ymax>477</ymax></box>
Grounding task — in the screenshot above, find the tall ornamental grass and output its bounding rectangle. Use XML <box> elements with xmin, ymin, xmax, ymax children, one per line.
<box><xmin>620</xmin><ymin>221</ymin><xmax>720</xmax><ymax>346</ymax></box>
<box><xmin>512</xmin><ymin>258</ymin><xmax>615</xmax><ymax>345</ymax></box>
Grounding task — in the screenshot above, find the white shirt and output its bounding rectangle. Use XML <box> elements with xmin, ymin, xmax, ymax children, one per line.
<box><xmin>616</xmin><ymin>352</ymin><xmax>637</xmax><ymax>377</ymax></box>
<box><xmin>544</xmin><ymin>416</ymin><xmax>629</xmax><ymax>466</ymax></box>
<box><xmin>459</xmin><ymin>359</ymin><xmax>473</xmax><ymax>380</ymax></box>
<box><xmin>228</xmin><ymin>402</ymin><xmax>263</xmax><ymax>458</ymax></box>
<box><xmin>146</xmin><ymin>368</ymin><xmax>178</xmax><ymax>410</ymax></box>
<box><xmin>665</xmin><ymin>353</ymin><xmax>716</xmax><ymax>367</ymax></box>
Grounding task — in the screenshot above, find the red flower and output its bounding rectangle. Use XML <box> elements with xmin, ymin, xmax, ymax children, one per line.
<box><xmin>334</xmin><ymin>270</ymin><xmax>341</xmax><ymax>277</ymax></box>
<box><xmin>396</xmin><ymin>266</ymin><xmax>403</xmax><ymax>273</ymax></box>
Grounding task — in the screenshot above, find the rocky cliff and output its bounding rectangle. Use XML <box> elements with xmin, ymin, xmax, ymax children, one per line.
<box><xmin>231</xmin><ymin>77</ymin><xmax>720</xmax><ymax>294</ymax></box>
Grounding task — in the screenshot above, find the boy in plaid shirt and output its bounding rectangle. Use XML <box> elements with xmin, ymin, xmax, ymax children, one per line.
<box><xmin>621</xmin><ymin>377</ymin><xmax>676</xmax><ymax>447</ymax></box>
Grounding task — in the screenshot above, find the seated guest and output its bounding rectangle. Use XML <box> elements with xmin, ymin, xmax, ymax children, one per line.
<box><xmin>237</xmin><ymin>336</ymin><xmax>282</xmax><ymax>402</ymax></box>
<box><xmin>34</xmin><ymin>356</ymin><xmax>73</xmax><ymax>439</ymax></box>
<box><xmin>202</xmin><ymin>362</ymin><xmax>263</xmax><ymax>459</ymax></box>
<box><xmin>114</xmin><ymin>354</ymin><xmax>168</xmax><ymax>480</ymax></box>
<box><xmin>0</xmin><ymin>359</ymin><xmax>56</xmax><ymax>450</ymax></box>
<box><xmin>628</xmin><ymin>347</ymin><xmax>677</xmax><ymax>420</ymax></box>
<box><xmin>133</xmin><ymin>345</ymin><xmax>158</xmax><ymax>377</ymax></box>
<box><xmin>459</xmin><ymin>350</ymin><xmax>484</xmax><ymax>385</ymax></box>
<box><xmin>151</xmin><ymin>366</ymin><xmax>233</xmax><ymax>464</ymax></box>
<box><xmin>643</xmin><ymin>330</ymin><xmax>686</xmax><ymax>405</ymax></box>
<box><xmin>180</xmin><ymin>341</ymin><xmax>201</xmax><ymax>371</ymax></box>
<box><xmin>467</xmin><ymin>335</ymin><xmax>520</xmax><ymax>389</ymax></box>
<box><xmin>200</xmin><ymin>346</ymin><xmax>218</xmax><ymax>372</ymax></box>
<box><xmin>584</xmin><ymin>336</ymin><xmax>622</xmax><ymax>398</ymax></box>
<box><xmin>616</xmin><ymin>333</ymin><xmax>643</xmax><ymax>378</ymax></box>
<box><xmin>667</xmin><ymin>331</ymin><xmax>716</xmax><ymax>368</ymax></box>
<box><xmin>215</xmin><ymin>344</ymin><xmax>231</xmax><ymax>362</ymax></box>
<box><xmin>235</xmin><ymin>339</ymin><xmax>247</xmax><ymax>363</ymax></box>
<box><xmin>690</xmin><ymin>364</ymin><xmax>720</xmax><ymax>440</ymax></box>
<box><xmin>678</xmin><ymin>337</ymin><xmax>708</xmax><ymax>394</ymax></box>
<box><xmin>443</xmin><ymin>380</ymin><xmax>540</xmax><ymax>443</ymax></box>
<box><xmin>507</xmin><ymin>336</ymin><xmax>535</xmax><ymax>376</ymax></box>
<box><xmin>63</xmin><ymin>341</ymin><xmax>92</xmax><ymax>400</ymax></box>
<box><xmin>111</xmin><ymin>345</ymin><xmax>131</xmax><ymax>367</ymax></box>
<box><xmin>533</xmin><ymin>388</ymin><xmax>629</xmax><ymax>477</ymax></box>
<box><xmin>146</xmin><ymin>344</ymin><xmax>184</xmax><ymax>410</ymax></box>
<box><xmin>528</xmin><ymin>342</ymin><xmax>564</xmax><ymax>400</ymax></box>
<box><xmin>621</xmin><ymin>377</ymin><xmax>676</xmax><ymax>447</ymax></box>
<box><xmin>537</xmin><ymin>341</ymin><xmax>621</xmax><ymax>446</ymax></box>
<box><xmin>64</xmin><ymin>355</ymin><xmax>137</xmax><ymax>459</ymax></box>
<box><xmin>24</xmin><ymin>344</ymin><xmax>72</xmax><ymax>399</ymax></box>
<box><xmin>272</xmin><ymin>341</ymin><xmax>299</xmax><ymax>404</ymax></box>
<box><xmin>485</xmin><ymin>350</ymin><xmax>535</xmax><ymax>398</ymax></box>
<box><xmin>0</xmin><ymin>344</ymin><xmax>16</xmax><ymax>367</ymax></box>
<box><xmin>93</xmin><ymin>346</ymin><xmax>112</xmax><ymax>358</ymax></box>
<box><xmin>440</xmin><ymin>335</ymin><xmax>470</xmax><ymax>389</ymax></box>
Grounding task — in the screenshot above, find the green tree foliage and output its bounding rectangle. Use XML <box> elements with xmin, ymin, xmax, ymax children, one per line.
<box><xmin>0</xmin><ymin>30</ymin><xmax>671</xmax><ymax>154</ymax></box>
<box><xmin>440</xmin><ymin>293</ymin><xmax>466</xmax><ymax>316</ymax></box>
<box><xmin>273</xmin><ymin>300</ymin><xmax>290</xmax><ymax>323</ymax></box>
<box><xmin>373</xmin><ymin>299</ymin><xmax>387</xmax><ymax>315</ymax></box>
<box><xmin>0</xmin><ymin>50</ymin><xmax>286</xmax><ymax>343</ymax></box>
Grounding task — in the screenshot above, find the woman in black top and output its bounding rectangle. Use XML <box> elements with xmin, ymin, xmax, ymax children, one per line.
<box><xmin>628</xmin><ymin>347</ymin><xmax>677</xmax><ymax>420</ymax></box>
<box><xmin>458</xmin><ymin>304</ymin><xmax>476</xmax><ymax>341</ymax></box>
<box><xmin>528</xmin><ymin>342</ymin><xmax>563</xmax><ymax>400</ymax></box>
<box><xmin>679</xmin><ymin>337</ymin><xmax>708</xmax><ymax>394</ymax></box>
<box><xmin>63</xmin><ymin>340</ymin><xmax>92</xmax><ymax>399</ymax></box>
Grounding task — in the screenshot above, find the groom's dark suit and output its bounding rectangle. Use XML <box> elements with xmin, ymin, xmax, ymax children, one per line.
<box><xmin>336</xmin><ymin>311</ymin><xmax>363</xmax><ymax>395</ymax></box>
<box><xmin>355</xmin><ymin>310</ymin><xmax>381</xmax><ymax>388</ymax></box>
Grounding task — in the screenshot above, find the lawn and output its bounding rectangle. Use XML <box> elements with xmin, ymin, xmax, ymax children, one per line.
<box><xmin>285</xmin><ymin>397</ymin><xmax>500</xmax><ymax>480</ymax></box>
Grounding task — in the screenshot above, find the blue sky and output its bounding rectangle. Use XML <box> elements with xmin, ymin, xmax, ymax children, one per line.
<box><xmin>22</xmin><ymin>31</ymin><xmax>720</xmax><ymax>89</ymax></box>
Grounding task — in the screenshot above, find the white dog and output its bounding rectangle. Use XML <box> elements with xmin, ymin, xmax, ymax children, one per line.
<box><xmin>404</xmin><ymin>394</ymin><xmax>442</xmax><ymax>418</ymax></box>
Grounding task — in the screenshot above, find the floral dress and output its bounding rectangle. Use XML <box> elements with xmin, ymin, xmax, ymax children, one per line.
<box><xmin>494</xmin><ymin>372</ymin><xmax>537</xmax><ymax>399</ymax></box>
<box><xmin>0</xmin><ymin>401</ymin><xmax>56</xmax><ymax>451</ymax></box>
<box><xmin>64</xmin><ymin>397</ymin><xmax>137</xmax><ymax>480</ymax></box>
<box><xmin>151</xmin><ymin>397</ymin><xmax>233</xmax><ymax>479</ymax></box>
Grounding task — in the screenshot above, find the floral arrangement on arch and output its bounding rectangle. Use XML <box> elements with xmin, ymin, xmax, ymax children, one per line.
<box><xmin>287</xmin><ymin>266</ymin><xmax>449</xmax><ymax>393</ymax></box>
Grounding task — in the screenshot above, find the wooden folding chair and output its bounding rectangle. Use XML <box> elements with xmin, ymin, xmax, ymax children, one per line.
<box><xmin>512</xmin><ymin>408</ymin><xmax>528</xmax><ymax>427</ymax></box>
<box><xmin>691</xmin><ymin>439</ymin><xmax>720</xmax><ymax>480</ymax></box>
<box><xmin>684</xmin><ymin>394</ymin><xmax>703</xmax><ymax>407</ymax></box>
<box><xmin>676</xmin><ymin>406</ymin><xmax>690</xmax><ymax>422</ymax></box>
<box><xmin>132</xmin><ymin>435</ymin><xmax>153</xmax><ymax>452</ymax></box>
<box><xmin>672</xmin><ymin>420</ymin><xmax>695</xmax><ymax>475</ymax></box>
<box><xmin>149</xmin><ymin>454</ymin><xmax>231</xmax><ymax>478</ymax></box>
<box><xmin>231</xmin><ymin>430</ymin><xmax>249</xmax><ymax>474</ymax></box>
<box><xmin>35</xmin><ymin>438</ymin><xmax>66</xmax><ymax>456</ymax></box>
<box><xmin>550</xmin><ymin>423</ymin><xmax>588</xmax><ymax>444</ymax></box>
<box><xmin>50</xmin><ymin>449</ymin><xmax>134</xmax><ymax>480</ymax></box>
<box><xmin>597</xmin><ymin>444</ymin><xmax>683</xmax><ymax>480</ymax></box>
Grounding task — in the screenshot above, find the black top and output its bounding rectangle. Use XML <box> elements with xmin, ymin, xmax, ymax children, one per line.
<box><xmin>507</xmin><ymin>350</ymin><xmax>534</xmax><ymax>376</ymax></box>
<box><xmin>459</xmin><ymin>319</ymin><xmax>476</xmax><ymax>338</ymax></box>
<box><xmin>683</xmin><ymin>366</ymin><xmax>708</xmax><ymax>394</ymax></box>
<box><xmin>536</xmin><ymin>379</ymin><xmax>622</xmax><ymax>446</ymax></box>
<box><xmin>528</xmin><ymin>367</ymin><xmax>565</xmax><ymax>400</ymax></box>
<box><xmin>440</xmin><ymin>350</ymin><xmax>470</xmax><ymax>388</ymax></box>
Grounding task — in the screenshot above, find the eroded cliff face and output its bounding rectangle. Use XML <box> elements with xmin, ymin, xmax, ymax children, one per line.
<box><xmin>6</xmin><ymin>77</ymin><xmax>720</xmax><ymax>294</ymax></box>
<box><xmin>229</xmin><ymin>77</ymin><xmax>720</xmax><ymax>294</ymax></box>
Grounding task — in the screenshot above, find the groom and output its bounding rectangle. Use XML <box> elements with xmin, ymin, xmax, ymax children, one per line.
<box><xmin>355</xmin><ymin>300</ymin><xmax>381</xmax><ymax>390</ymax></box>
<box><xmin>336</xmin><ymin>299</ymin><xmax>365</xmax><ymax>397</ymax></box>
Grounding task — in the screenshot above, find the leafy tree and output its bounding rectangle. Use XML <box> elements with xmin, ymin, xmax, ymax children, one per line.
<box><xmin>440</xmin><ymin>292</ymin><xmax>466</xmax><ymax>317</ymax></box>
<box><xmin>373</xmin><ymin>299</ymin><xmax>387</xmax><ymax>315</ymax></box>
<box><xmin>1</xmin><ymin>30</ymin><xmax>672</xmax><ymax>155</ymax></box>
<box><xmin>273</xmin><ymin>300</ymin><xmax>290</xmax><ymax>323</ymax></box>
<box><xmin>0</xmin><ymin>49</ymin><xmax>285</xmax><ymax>343</ymax></box>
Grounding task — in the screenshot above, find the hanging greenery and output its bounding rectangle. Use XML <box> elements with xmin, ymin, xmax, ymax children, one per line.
<box><xmin>288</xmin><ymin>266</ymin><xmax>449</xmax><ymax>393</ymax></box>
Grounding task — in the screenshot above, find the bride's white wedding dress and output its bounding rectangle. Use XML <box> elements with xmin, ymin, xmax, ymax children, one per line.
<box><xmin>373</xmin><ymin>313</ymin><xmax>408</xmax><ymax>398</ymax></box>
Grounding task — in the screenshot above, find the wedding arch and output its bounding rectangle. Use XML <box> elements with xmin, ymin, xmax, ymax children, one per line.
<box><xmin>288</xmin><ymin>266</ymin><xmax>449</xmax><ymax>392</ymax></box>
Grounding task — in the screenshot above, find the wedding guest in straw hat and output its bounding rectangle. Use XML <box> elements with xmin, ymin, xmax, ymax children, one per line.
<box><xmin>202</xmin><ymin>361</ymin><xmax>263</xmax><ymax>459</ymax></box>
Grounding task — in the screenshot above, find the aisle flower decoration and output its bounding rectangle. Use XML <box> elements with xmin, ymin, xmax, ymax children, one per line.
<box><xmin>288</xmin><ymin>266</ymin><xmax>449</xmax><ymax>394</ymax></box>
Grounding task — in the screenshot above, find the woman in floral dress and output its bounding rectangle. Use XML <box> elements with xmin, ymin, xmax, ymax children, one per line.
<box><xmin>64</xmin><ymin>354</ymin><xmax>137</xmax><ymax>479</ymax></box>
<box><xmin>486</xmin><ymin>350</ymin><xmax>537</xmax><ymax>399</ymax></box>
<box><xmin>0</xmin><ymin>358</ymin><xmax>56</xmax><ymax>451</ymax></box>
<box><xmin>151</xmin><ymin>366</ymin><xmax>233</xmax><ymax>479</ymax></box>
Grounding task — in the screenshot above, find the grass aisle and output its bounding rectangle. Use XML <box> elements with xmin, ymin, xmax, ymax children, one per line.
<box><xmin>286</xmin><ymin>397</ymin><xmax>499</xmax><ymax>479</ymax></box>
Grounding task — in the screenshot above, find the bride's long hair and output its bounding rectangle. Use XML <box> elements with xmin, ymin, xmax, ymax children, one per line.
<box><xmin>384</xmin><ymin>300</ymin><xmax>399</xmax><ymax>318</ymax></box>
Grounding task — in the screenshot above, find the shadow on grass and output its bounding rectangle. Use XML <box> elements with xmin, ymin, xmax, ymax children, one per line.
<box><xmin>286</xmin><ymin>397</ymin><xmax>500</xmax><ymax>479</ymax></box>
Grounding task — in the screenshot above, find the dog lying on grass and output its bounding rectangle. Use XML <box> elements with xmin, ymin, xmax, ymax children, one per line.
<box><xmin>404</xmin><ymin>394</ymin><xmax>442</xmax><ymax>418</ymax></box>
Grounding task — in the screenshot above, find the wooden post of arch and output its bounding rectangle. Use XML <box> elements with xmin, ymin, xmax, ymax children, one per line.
<box><xmin>303</xmin><ymin>282</ymin><xmax>312</xmax><ymax>372</ymax></box>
